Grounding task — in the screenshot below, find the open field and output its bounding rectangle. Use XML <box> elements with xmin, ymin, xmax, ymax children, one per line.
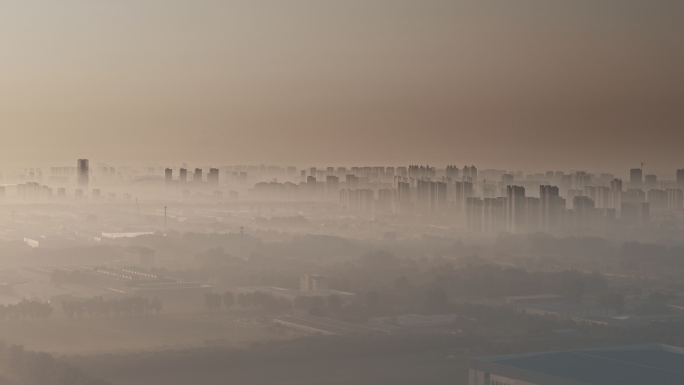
<box><xmin>0</xmin><ymin>313</ymin><xmax>288</xmax><ymax>354</ymax></box>
<box><xmin>94</xmin><ymin>353</ymin><xmax>469</xmax><ymax>385</ymax></box>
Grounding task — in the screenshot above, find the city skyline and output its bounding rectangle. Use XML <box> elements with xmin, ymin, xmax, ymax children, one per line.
<box><xmin>2</xmin><ymin>3</ymin><xmax>684</xmax><ymax>385</ymax></box>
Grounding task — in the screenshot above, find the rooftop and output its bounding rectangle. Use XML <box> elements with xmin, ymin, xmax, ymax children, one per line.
<box><xmin>472</xmin><ymin>344</ymin><xmax>684</xmax><ymax>385</ymax></box>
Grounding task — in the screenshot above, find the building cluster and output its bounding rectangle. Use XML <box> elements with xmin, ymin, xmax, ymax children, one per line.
<box><xmin>4</xmin><ymin>160</ymin><xmax>684</xmax><ymax>233</ymax></box>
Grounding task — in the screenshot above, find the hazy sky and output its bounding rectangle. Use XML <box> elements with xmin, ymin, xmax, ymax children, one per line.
<box><xmin>1</xmin><ymin>1</ymin><xmax>682</xmax><ymax>172</ymax></box>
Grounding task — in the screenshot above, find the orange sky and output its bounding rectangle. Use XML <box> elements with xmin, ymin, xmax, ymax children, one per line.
<box><xmin>1</xmin><ymin>1</ymin><xmax>682</xmax><ymax>172</ymax></box>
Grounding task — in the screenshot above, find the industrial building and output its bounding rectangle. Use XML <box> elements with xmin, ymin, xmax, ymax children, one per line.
<box><xmin>300</xmin><ymin>274</ymin><xmax>328</xmax><ymax>292</ymax></box>
<box><xmin>124</xmin><ymin>246</ymin><xmax>156</xmax><ymax>269</ymax></box>
<box><xmin>469</xmin><ymin>344</ymin><xmax>684</xmax><ymax>385</ymax></box>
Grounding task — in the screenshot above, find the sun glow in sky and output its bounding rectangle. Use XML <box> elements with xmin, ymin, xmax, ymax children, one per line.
<box><xmin>1</xmin><ymin>1</ymin><xmax>682</xmax><ymax>171</ymax></box>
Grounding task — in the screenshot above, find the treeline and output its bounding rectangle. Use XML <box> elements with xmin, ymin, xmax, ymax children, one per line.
<box><xmin>0</xmin><ymin>300</ymin><xmax>52</xmax><ymax>321</ymax></box>
<box><xmin>62</xmin><ymin>296</ymin><xmax>162</xmax><ymax>319</ymax></box>
<box><xmin>434</xmin><ymin>264</ymin><xmax>607</xmax><ymax>301</ymax></box>
<box><xmin>204</xmin><ymin>291</ymin><xmax>345</xmax><ymax>315</ymax></box>
<box><xmin>204</xmin><ymin>291</ymin><xmax>294</xmax><ymax>313</ymax></box>
<box><xmin>51</xmin><ymin>269</ymin><xmax>93</xmax><ymax>286</ymax></box>
<box><xmin>67</xmin><ymin>316</ymin><xmax>684</xmax><ymax>381</ymax></box>
<box><xmin>66</xmin><ymin>332</ymin><xmax>484</xmax><ymax>379</ymax></box>
<box><xmin>0</xmin><ymin>342</ymin><xmax>110</xmax><ymax>385</ymax></box>
<box><xmin>620</xmin><ymin>242</ymin><xmax>684</xmax><ymax>268</ymax></box>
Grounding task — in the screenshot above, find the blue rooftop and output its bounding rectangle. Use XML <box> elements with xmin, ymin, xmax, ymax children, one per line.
<box><xmin>474</xmin><ymin>344</ymin><xmax>684</xmax><ymax>385</ymax></box>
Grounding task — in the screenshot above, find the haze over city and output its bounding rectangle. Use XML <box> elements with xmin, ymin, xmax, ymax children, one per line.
<box><xmin>2</xmin><ymin>1</ymin><xmax>683</xmax><ymax>170</ymax></box>
<box><xmin>1</xmin><ymin>2</ymin><xmax>684</xmax><ymax>385</ymax></box>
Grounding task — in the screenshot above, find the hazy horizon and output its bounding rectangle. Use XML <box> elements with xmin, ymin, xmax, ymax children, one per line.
<box><xmin>2</xmin><ymin>1</ymin><xmax>683</xmax><ymax>171</ymax></box>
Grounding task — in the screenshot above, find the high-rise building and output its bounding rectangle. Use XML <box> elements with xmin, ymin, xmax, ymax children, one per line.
<box><xmin>339</xmin><ymin>189</ymin><xmax>374</xmax><ymax>212</ymax></box>
<box><xmin>207</xmin><ymin>168</ymin><xmax>219</xmax><ymax>187</ymax></box>
<box><xmin>326</xmin><ymin>175</ymin><xmax>339</xmax><ymax>200</ymax></box>
<box><xmin>375</xmin><ymin>188</ymin><xmax>394</xmax><ymax>214</ymax></box>
<box><xmin>525</xmin><ymin>197</ymin><xmax>541</xmax><ymax>232</ymax></box>
<box><xmin>416</xmin><ymin>180</ymin><xmax>432</xmax><ymax>214</ymax></box>
<box><xmin>77</xmin><ymin>159</ymin><xmax>89</xmax><ymax>188</ymax></box>
<box><xmin>463</xmin><ymin>165</ymin><xmax>478</xmax><ymax>183</ymax></box>
<box><xmin>647</xmin><ymin>189</ymin><xmax>668</xmax><ymax>210</ymax></box>
<box><xmin>483</xmin><ymin>197</ymin><xmax>506</xmax><ymax>234</ymax></box>
<box><xmin>164</xmin><ymin>168</ymin><xmax>172</xmax><ymax>188</ymax></box>
<box><xmin>540</xmin><ymin>185</ymin><xmax>565</xmax><ymax>232</ymax></box>
<box><xmin>193</xmin><ymin>168</ymin><xmax>203</xmax><ymax>184</ymax></box>
<box><xmin>396</xmin><ymin>181</ymin><xmax>412</xmax><ymax>213</ymax></box>
<box><xmin>630</xmin><ymin>168</ymin><xmax>643</xmax><ymax>188</ymax></box>
<box><xmin>677</xmin><ymin>169</ymin><xmax>684</xmax><ymax>189</ymax></box>
<box><xmin>621</xmin><ymin>202</ymin><xmax>650</xmax><ymax>225</ymax></box>
<box><xmin>645</xmin><ymin>174</ymin><xmax>657</xmax><ymax>190</ymax></box>
<box><xmin>573</xmin><ymin>196</ymin><xmax>595</xmax><ymax>229</ymax></box>
<box><xmin>506</xmin><ymin>186</ymin><xmax>526</xmax><ymax>234</ymax></box>
<box><xmin>610</xmin><ymin>179</ymin><xmax>623</xmax><ymax>210</ymax></box>
<box><xmin>179</xmin><ymin>168</ymin><xmax>187</xmax><ymax>184</ymax></box>
<box><xmin>446</xmin><ymin>165</ymin><xmax>460</xmax><ymax>180</ymax></box>
<box><xmin>455</xmin><ymin>180</ymin><xmax>474</xmax><ymax>213</ymax></box>
<box><xmin>667</xmin><ymin>189</ymin><xmax>684</xmax><ymax>211</ymax></box>
<box><xmin>623</xmin><ymin>189</ymin><xmax>646</xmax><ymax>204</ymax></box>
<box><xmin>466</xmin><ymin>197</ymin><xmax>484</xmax><ymax>232</ymax></box>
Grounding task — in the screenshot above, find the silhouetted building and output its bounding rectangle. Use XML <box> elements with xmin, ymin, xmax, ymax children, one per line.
<box><xmin>573</xmin><ymin>196</ymin><xmax>595</xmax><ymax>229</ymax></box>
<box><xmin>506</xmin><ymin>186</ymin><xmax>526</xmax><ymax>234</ymax></box>
<box><xmin>326</xmin><ymin>175</ymin><xmax>339</xmax><ymax>200</ymax></box>
<box><xmin>610</xmin><ymin>179</ymin><xmax>623</xmax><ymax>210</ymax></box>
<box><xmin>300</xmin><ymin>275</ymin><xmax>328</xmax><ymax>291</ymax></box>
<box><xmin>455</xmin><ymin>180</ymin><xmax>474</xmax><ymax>213</ymax></box>
<box><xmin>207</xmin><ymin>168</ymin><xmax>219</xmax><ymax>187</ymax></box>
<box><xmin>667</xmin><ymin>189</ymin><xmax>684</xmax><ymax>211</ymax></box>
<box><xmin>630</xmin><ymin>168</ymin><xmax>642</xmax><ymax>188</ymax></box>
<box><xmin>179</xmin><ymin>168</ymin><xmax>187</xmax><ymax>184</ymax></box>
<box><xmin>446</xmin><ymin>165</ymin><xmax>460</xmax><ymax>180</ymax></box>
<box><xmin>483</xmin><ymin>197</ymin><xmax>506</xmax><ymax>234</ymax></box>
<box><xmin>647</xmin><ymin>189</ymin><xmax>668</xmax><ymax>210</ymax></box>
<box><xmin>165</xmin><ymin>168</ymin><xmax>172</xmax><ymax>188</ymax></box>
<box><xmin>621</xmin><ymin>202</ymin><xmax>650</xmax><ymax>225</ymax></box>
<box><xmin>193</xmin><ymin>168</ymin><xmax>203</xmax><ymax>184</ymax></box>
<box><xmin>645</xmin><ymin>174</ymin><xmax>658</xmax><ymax>190</ymax></box>
<box><xmin>540</xmin><ymin>185</ymin><xmax>565</xmax><ymax>232</ymax></box>
<box><xmin>124</xmin><ymin>246</ymin><xmax>156</xmax><ymax>269</ymax></box>
<box><xmin>623</xmin><ymin>189</ymin><xmax>646</xmax><ymax>204</ymax></box>
<box><xmin>466</xmin><ymin>197</ymin><xmax>484</xmax><ymax>232</ymax></box>
<box><xmin>375</xmin><ymin>188</ymin><xmax>394</xmax><ymax>214</ymax></box>
<box><xmin>77</xmin><ymin>159</ymin><xmax>89</xmax><ymax>188</ymax></box>
<box><xmin>463</xmin><ymin>165</ymin><xmax>478</xmax><ymax>183</ymax></box>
